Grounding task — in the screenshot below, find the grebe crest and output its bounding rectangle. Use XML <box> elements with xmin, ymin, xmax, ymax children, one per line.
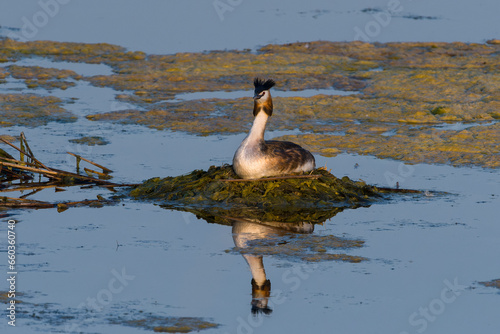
<box><xmin>232</xmin><ymin>78</ymin><xmax>316</xmax><ymax>179</ymax></box>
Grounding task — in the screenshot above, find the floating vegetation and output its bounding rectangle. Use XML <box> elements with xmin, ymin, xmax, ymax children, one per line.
<box><xmin>109</xmin><ymin>315</ymin><xmax>219</xmax><ymax>333</ymax></box>
<box><xmin>401</xmin><ymin>14</ymin><xmax>440</xmax><ymax>20</ymax></box>
<box><xmin>7</xmin><ymin>64</ymin><xmax>80</xmax><ymax>90</ymax></box>
<box><xmin>278</xmin><ymin>122</ymin><xmax>500</xmax><ymax>168</ymax></box>
<box><xmin>69</xmin><ymin>136</ymin><xmax>110</xmax><ymax>146</ymax></box>
<box><xmin>0</xmin><ymin>93</ymin><xmax>76</xmax><ymax>127</ymax></box>
<box><xmin>0</xmin><ymin>290</ymin><xmax>219</xmax><ymax>333</ymax></box>
<box><xmin>1</xmin><ymin>39</ymin><xmax>498</xmax><ymax>167</ymax></box>
<box><xmin>130</xmin><ymin>165</ymin><xmax>382</xmax><ymax>209</ymax></box>
<box><xmin>479</xmin><ymin>279</ymin><xmax>500</xmax><ymax>290</ymax></box>
<box><xmin>130</xmin><ymin>163</ymin><xmax>421</xmax><ymax>229</ymax></box>
<box><xmin>0</xmin><ymin>67</ymin><xmax>7</xmax><ymax>82</ymax></box>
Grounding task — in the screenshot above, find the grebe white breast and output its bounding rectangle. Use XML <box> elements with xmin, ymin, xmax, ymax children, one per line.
<box><xmin>233</xmin><ymin>78</ymin><xmax>315</xmax><ymax>179</ymax></box>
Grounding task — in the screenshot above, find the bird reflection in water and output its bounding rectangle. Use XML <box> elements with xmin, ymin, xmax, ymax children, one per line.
<box><xmin>230</xmin><ymin>217</ymin><xmax>314</xmax><ymax>315</ymax></box>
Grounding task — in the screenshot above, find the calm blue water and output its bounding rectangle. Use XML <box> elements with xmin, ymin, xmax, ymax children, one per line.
<box><xmin>1</xmin><ymin>0</ymin><xmax>499</xmax><ymax>54</ymax></box>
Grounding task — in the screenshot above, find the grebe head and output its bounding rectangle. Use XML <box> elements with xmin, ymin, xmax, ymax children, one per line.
<box><xmin>253</xmin><ymin>78</ymin><xmax>275</xmax><ymax>116</ymax></box>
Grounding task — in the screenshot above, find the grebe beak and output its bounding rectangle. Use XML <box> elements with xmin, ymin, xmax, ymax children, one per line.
<box><xmin>254</xmin><ymin>92</ymin><xmax>264</xmax><ymax>100</ymax></box>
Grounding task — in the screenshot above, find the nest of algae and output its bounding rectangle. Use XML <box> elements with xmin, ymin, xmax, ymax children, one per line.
<box><xmin>130</xmin><ymin>165</ymin><xmax>390</xmax><ymax>225</ymax></box>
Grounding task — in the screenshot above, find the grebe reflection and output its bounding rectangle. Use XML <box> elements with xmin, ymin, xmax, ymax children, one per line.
<box><xmin>230</xmin><ymin>217</ymin><xmax>314</xmax><ymax>315</ymax></box>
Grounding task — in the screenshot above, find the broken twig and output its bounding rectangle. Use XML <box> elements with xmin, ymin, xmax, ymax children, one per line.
<box><xmin>0</xmin><ymin>137</ymin><xmax>52</xmax><ymax>171</ymax></box>
<box><xmin>67</xmin><ymin>152</ymin><xmax>113</xmax><ymax>173</ymax></box>
<box><xmin>220</xmin><ymin>174</ymin><xmax>323</xmax><ymax>182</ymax></box>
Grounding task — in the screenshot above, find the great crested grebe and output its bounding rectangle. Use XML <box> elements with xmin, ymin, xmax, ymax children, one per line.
<box><xmin>232</xmin><ymin>78</ymin><xmax>315</xmax><ymax>179</ymax></box>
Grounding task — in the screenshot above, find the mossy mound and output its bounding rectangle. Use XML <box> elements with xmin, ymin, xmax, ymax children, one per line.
<box><xmin>130</xmin><ymin>165</ymin><xmax>382</xmax><ymax>212</ymax></box>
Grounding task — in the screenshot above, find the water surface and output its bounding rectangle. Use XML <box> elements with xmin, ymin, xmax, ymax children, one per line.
<box><xmin>0</xmin><ymin>2</ymin><xmax>499</xmax><ymax>333</ymax></box>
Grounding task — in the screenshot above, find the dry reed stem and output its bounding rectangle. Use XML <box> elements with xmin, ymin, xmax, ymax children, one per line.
<box><xmin>67</xmin><ymin>152</ymin><xmax>113</xmax><ymax>173</ymax></box>
<box><xmin>0</xmin><ymin>196</ymin><xmax>54</xmax><ymax>208</ymax></box>
<box><xmin>0</xmin><ymin>183</ymin><xmax>59</xmax><ymax>193</ymax></box>
<box><xmin>0</xmin><ymin>137</ymin><xmax>52</xmax><ymax>171</ymax></box>
<box><xmin>220</xmin><ymin>174</ymin><xmax>323</xmax><ymax>182</ymax></box>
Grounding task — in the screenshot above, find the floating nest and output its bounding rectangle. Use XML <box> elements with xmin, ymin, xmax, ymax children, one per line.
<box><xmin>130</xmin><ymin>165</ymin><xmax>382</xmax><ymax>206</ymax></box>
<box><xmin>130</xmin><ymin>165</ymin><xmax>397</xmax><ymax>224</ymax></box>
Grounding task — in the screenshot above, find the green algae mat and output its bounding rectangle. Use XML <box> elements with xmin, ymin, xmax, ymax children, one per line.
<box><xmin>130</xmin><ymin>164</ymin><xmax>398</xmax><ymax>226</ymax></box>
<box><xmin>130</xmin><ymin>165</ymin><xmax>380</xmax><ymax>206</ymax></box>
<box><xmin>0</xmin><ymin>94</ymin><xmax>75</xmax><ymax>127</ymax></box>
<box><xmin>1</xmin><ymin>39</ymin><xmax>499</xmax><ymax>167</ymax></box>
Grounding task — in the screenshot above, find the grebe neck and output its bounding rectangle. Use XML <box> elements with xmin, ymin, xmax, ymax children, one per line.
<box><xmin>247</xmin><ymin>109</ymin><xmax>269</xmax><ymax>143</ymax></box>
<box><xmin>243</xmin><ymin>254</ymin><xmax>267</xmax><ymax>286</ymax></box>
<box><xmin>247</xmin><ymin>97</ymin><xmax>273</xmax><ymax>143</ymax></box>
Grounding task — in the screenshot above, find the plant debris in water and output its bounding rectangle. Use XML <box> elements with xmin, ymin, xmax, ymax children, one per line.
<box><xmin>0</xmin><ymin>290</ymin><xmax>219</xmax><ymax>333</ymax></box>
<box><xmin>479</xmin><ymin>279</ymin><xmax>500</xmax><ymax>289</ymax></box>
<box><xmin>68</xmin><ymin>136</ymin><xmax>110</xmax><ymax>146</ymax></box>
<box><xmin>7</xmin><ymin>64</ymin><xmax>80</xmax><ymax>90</ymax></box>
<box><xmin>0</xmin><ymin>147</ymin><xmax>13</xmax><ymax>160</ymax></box>
<box><xmin>0</xmin><ymin>93</ymin><xmax>76</xmax><ymax>127</ymax></box>
<box><xmin>109</xmin><ymin>315</ymin><xmax>219</xmax><ymax>333</ymax></box>
<box><xmin>130</xmin><ymin>165</ymin><xmax>382</xmax><ymax>210</ymax></box>
<box><xmin>130</xmin><ymin>164</ymin><xmax>420</xmax><ymax>228</ymax></box>
<box><xmin>0</xmin><ymin>133</ymin><xmax>130</xmax><ymax>210</ymax></box>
